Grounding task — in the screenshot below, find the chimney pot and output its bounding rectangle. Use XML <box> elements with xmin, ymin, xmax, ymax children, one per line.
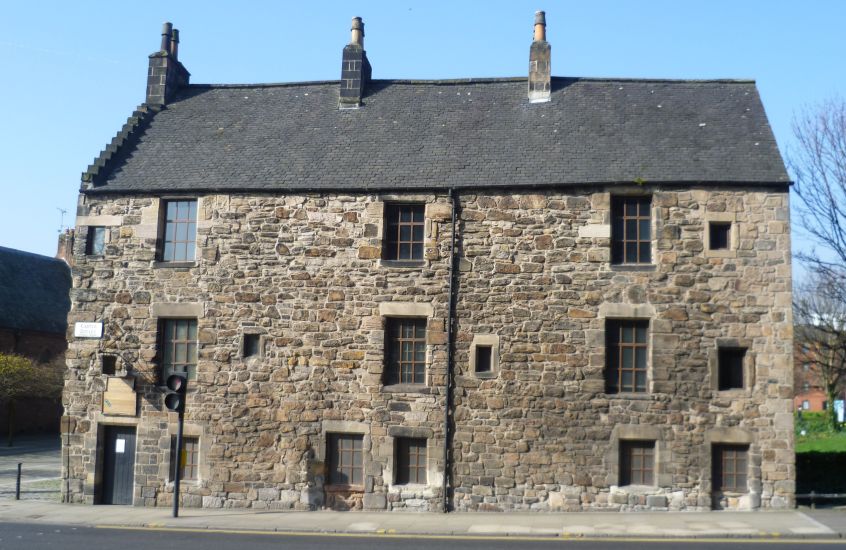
<box><xmin>160</xmin><ymin>22</ymin><xmax>173</xmax><ymax>52</ymax></box>
<box><xmin>528</xmin><ymin>10</ymin><xmax>551</xmax><ymax>103</ymax></box>
<box><xmin>350</xmin><ymin>17</ymin><xmax>364</xmax><ymax>47</ymax></box>
<box><xmin>170</xmin><ymin>28</ymin><xmax>179</xmax><ymax>60</ymax></box>
<box><xmin>533</xmin><ymin>11</ymin><xmax>546</xmax><ymax>42</ymax></box>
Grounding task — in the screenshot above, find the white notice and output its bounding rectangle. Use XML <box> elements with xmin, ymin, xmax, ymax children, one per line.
<box><xmin>74</xmin><ymin>322</ymin><xmax>103</xmax><ymax>338</ymax></box>
<box><xmin>116</xmin><ymin>439</ymin><xmax>125</xmax><ymax>453</ymax></box>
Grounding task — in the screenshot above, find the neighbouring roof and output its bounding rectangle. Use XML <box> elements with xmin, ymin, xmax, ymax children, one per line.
<box><xmin>85</xmin><ymin>77</ymin><xmax>789</xmax><ymax>193</ymax></box>
<box><xmin>0</xmin><ymin>247</ymin><xmax>71</xmax><ymax>335</ymax></box>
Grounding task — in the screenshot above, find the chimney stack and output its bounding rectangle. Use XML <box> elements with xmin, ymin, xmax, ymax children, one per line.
<box><xmin>339</xmin><ymin>17</ymin><xmax>372</xmax><ymax>109</ymax></box>
<box><xmin>528</xmin><ymin>11</ymin><xmax>551</xmax><ymax>103</ymax></box>
<box><xmin>146</xmin><ymin>22</ymin><xmax>190</xmax><ymax>107</ymax></box>
<box><xmin>56</xmin><ymin>229</ymin><xmax>75</xmax><ymax>267</ymax></box>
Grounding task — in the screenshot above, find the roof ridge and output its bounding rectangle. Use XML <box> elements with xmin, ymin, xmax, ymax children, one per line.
<box><xmin>0</xmin><ymin>246</ymin><xmax>67</xmax><ymax>264</ymax></box>
<box><xmin>185</xmin><ymin>76</ymin><xmax>757</xmax><ymax>89</ymax></box>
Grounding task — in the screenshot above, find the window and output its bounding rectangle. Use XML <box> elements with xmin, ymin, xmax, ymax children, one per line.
<box><xmin>328</xmin><ymin>433</ymin><xmax>363</xmax><ymax>486</ymax></box>
<box><xmin>611</xmin><ymin>196</ymin><xmax>651</xmax><ymax>264</ymax></box>
<box><xmin>709</xmin><ymin>222</ymin><xmax>731</xmax><ymax>250</ymax></box>
<box><xmin>803</xmin><ymin>382</ymin><xmax>810</xmax><ymax>392</ymax></box>
<box><xmin>161</xmin><ymin>319</ymin><xmax>198</xmax><ymax>380</ymax></box>
<box><xmin>620</xmin><ymin>440</ymin><xmax>654</xmax><ymax>486</ymax></box>
<box><xmin>170</xmin><ymin>436</ymin><xmax>199</xmax><ymax>481</ymax></box>
<box><xmin>802</xmin><ymin>400</ymin><xmax>810</xmax><ymax>410</ymax></box>
<box><xmin>384</xmin><ymin>318</ymin><xmax>427</xmax><ymax>385</ymax></box>
<box><xmin>160</xmin><ymin>200</ymin><xmax>197</xmax><ymax>262</ymax></box>
<box><xmin>396</xmin><ymin>437</ymin><xmax>427</xmax><ymax>485</ymax></box>
<box><xmin>383</xmin><ymin>203</ymin><xmax>425</xmax><ymax>261</ymax></box>
<box><xmin>823</xmin><ymin>401</ymin><xmax>829</xmax><ymax>410</ymax></box>
<box><xmin>86</xmin><ymin>226</ymin><xmax>106</xmax><ymax>255</ymax></box>
<box><xmin>475</xmin><ymin>345</ymin><xmax>493</xmax><ymax>374</ymax></box>
<box><xmin>243</xmin><ymin>334</ymin><xmax>261</xmax><ymax>358</ymax></box>
<box><xmin>803</xmin><ymin>363</ymin><xmax>810</xmax><ymax>372</ymax></box>
<box><xmin>712</xmin><ymin>445</ymin><xmax>748</xmax><ymax>493</ymax></box>
<box><xmin>717</xmin><ymin>348</ymin><xmax>745</xmax><ymax>390</ymax></box>
<box><xmin>101</xmin><ymin>355</ymin><xmax>117</xmax><ymax>376</ymax></box>
<box><xmin>605</xmin><ymin>320</ymin><xmax>649</xmax><ymax>393</ymax></box>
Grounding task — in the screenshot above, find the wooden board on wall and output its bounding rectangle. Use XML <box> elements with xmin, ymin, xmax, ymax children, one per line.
<box><xmin>102</xmin><ymin>377</ymin><xmax>136</xmax><ymax>416</ymax></box>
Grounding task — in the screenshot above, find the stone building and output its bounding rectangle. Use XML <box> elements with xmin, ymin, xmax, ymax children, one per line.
<box><xmin>62</xmin><ymin>14</ymin><xmax>794</xmax><ymax>511</ymax></box>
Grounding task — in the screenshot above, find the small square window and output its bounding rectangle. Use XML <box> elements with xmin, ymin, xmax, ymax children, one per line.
<box><xmin>611</xmin><ymin>196</ymin><xmax>652</xmax><ymax>264</ymax></box>
<box><xmin>620</xmin><ymin>440</ymin><xmax>655</xmax><ymax>486</ymax></box>
<box><xmin>475</xmin><ymin>346</ymin><xmax>493</xmax><ymax>373</ymax></box>
<box><xmin>712</xmin><ymin>444</ymin><xmax>748</xmax><ymax>493</ymax></box>
<box><xmin>383</xmin><ymin>203</ymin><xmax>425</xmax><ymax>262</ymax></box>
<box><xmin>328</xmin><ymin>433</ymin><xmax>363</xmax><ymax>486</ymax></box>
<box><xmin>160</xmin><ymin>200</ymin><xmax>197</xmax><ymax>262</ymax></box>
<box><xmin>86</xmin><ymin>226</ymin><xmax>106</xmax><ymax>255</ymax></box>
<box><xmin>802</xmin><ymin>400</ymin><xmax>810</xmax><ymax>410</ymax></box>
<box><xmin>243</xmin><ymin>334</ymin><xmax>261</xmax><ymax>358</ymax></box>
<box><xmin>170</xmin><ymin>436</ymin><xmax>199</xmax><ymax>481</ymax></box>
<box><xmin>396</xmin><ymin>437</ymin><xmax>427</xmax><ymax>485</ymax></box>
<box><xmin>717</xmin><ymin>348</ymin><xmax>745</xmax><ymax>390</ymax></box>
<box><xmin>709</xmin><ymin>222</ymin><xmax>731</xmax><ymax>250</ymax></box>
<box><xmin>102</xmin><ymin>355</ymin><xmax>117</xmax><ymax>376</ymax></box>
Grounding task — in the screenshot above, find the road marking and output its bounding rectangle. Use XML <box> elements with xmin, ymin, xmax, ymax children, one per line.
<box><xmin>94</xmin><ymin>524</ymin><xmax>846</xmax><ymax>544</ymax></box>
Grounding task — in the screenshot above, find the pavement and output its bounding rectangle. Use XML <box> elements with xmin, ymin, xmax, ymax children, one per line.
<box><xmin>1</xmin><ymin>435</ymin><xmax>845</xmax><ymax>541</ymax></box>
<box><xmin>0</xmin><ymin>434</ymin><xmax>61</xmax><ymax>502</ymax></box>
<box><xmin>0</xmin><ymin>498</ymin><xmax>844</xmax><ymax>541</ymax></box>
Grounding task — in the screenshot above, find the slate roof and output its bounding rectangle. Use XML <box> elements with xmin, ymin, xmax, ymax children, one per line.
<box><xmin>85</xmin><ymin>77</ymin><xmax>789</xmax><ymax>193</ymax></box>
<box><xmin>0</xmin><ymin>247</ymin><xmax>71</xmax><ymax>335</ymax></box>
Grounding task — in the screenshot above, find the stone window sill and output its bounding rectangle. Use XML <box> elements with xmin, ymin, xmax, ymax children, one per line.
<box><xmin>382</xmin><ymin>384</ymin><xmax>430</xmax><ymax>394</ymax></box>
<box><xmin>605</xmin><ymin>392</ymin><xmax>653</xmax><ymax>400</ymax></box>
<box><xmin>153</xmin><ymin>261</ymin><xmax>197</xmax><ymax>269</ymax></box>
<box><xmin>325</xmin><ymin>484</ymin><xmax>365</xmax><ymax>492</ymax></box>
<box><xmin>380</xmin><ymin>260</ymin><xmax>426</xmax><ymax>269</ymax></box>
<box><xmin>473</xmin><ymin>371</ymin><xmax>497</xmax><ymax>379</ymax></box>
<box><xmin>609</xmin><ymin>264</ymin><xmax>657</xmax><ymax>272</ymax></box>
<box><xmin>389</xmin><ymin>483</ymin><xmax>429</xmax><ymax>491</ymax></box>
<box><xmin>617</xmin><ymin>484</ymin><xmax>658</xmax><ymax>493</ymax></box>
<box><xmin>714</xmin><ymin>388</ymin><xmax>750</xmax><ymax>397</ymax></box>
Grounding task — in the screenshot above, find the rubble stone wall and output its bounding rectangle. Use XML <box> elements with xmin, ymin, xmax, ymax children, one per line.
<box><xmin>62</xmin><ymin>186</ymin><xmax>794</xmax><ymax>511</ymax></box>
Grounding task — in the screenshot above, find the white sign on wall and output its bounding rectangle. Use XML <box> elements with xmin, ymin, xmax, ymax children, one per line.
<box><xmin>74</xmin><ymin>322</ymin><xmax>103</xmax><ymax>338</ymax></box>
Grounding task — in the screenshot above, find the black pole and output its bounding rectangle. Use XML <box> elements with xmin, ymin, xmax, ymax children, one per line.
<box><xmin>442</xmin><ymin>188</ymin><xmax>459</xmax><ymax>513</ymax></box>
<box><xmin>15</xmin><ymin>462</ymin><xmax>21</xmax><ymax>500</ymax></box>
<box><xmin>172</xmin><ymin>409</ymin><xmax>184</xmax><ymax>518</ymax></box>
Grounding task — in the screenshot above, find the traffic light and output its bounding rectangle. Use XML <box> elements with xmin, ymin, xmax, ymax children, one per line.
<box><xmin>164</xmin><ymin>374</ymin><xmax>187</xmax><ymax>413</ymax></box>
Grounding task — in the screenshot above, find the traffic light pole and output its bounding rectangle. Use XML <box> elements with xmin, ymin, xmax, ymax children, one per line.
<box><xmin>165</xmin><ymin>374</ymin><xmax>188</xmax><ymax>519</ymax></box>
<box><xmin>172</xmin><ymin>407</ymin><xmax>184</xmax><ymax>518</ymax></box>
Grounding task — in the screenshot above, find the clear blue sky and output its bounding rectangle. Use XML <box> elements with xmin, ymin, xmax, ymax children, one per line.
<box><xmin>2</xmin><ymin>0</ymin><xmax>843</xmax><ymax>280</ymax></box>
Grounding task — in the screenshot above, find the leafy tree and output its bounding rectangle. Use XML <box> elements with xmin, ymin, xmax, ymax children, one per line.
<box><xmin>0</xmin><ymin>353</ymin><xmax>64</xmax><ymax>446</ymax></box>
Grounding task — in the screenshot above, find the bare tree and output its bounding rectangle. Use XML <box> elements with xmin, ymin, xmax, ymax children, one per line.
<box><xmin>793</xmin><ymin>275</ymin><xmax>846</xmax><ymax>430</ymax></box>
<box><xmin>790</xmin><ymin>98</ymin><xmax>846</xmax><ymax>430</ymax></box>
<box><xmin>791</xmin><ymin>97</ymin><xmax>846</xmax><ymax>274</ymax></box>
